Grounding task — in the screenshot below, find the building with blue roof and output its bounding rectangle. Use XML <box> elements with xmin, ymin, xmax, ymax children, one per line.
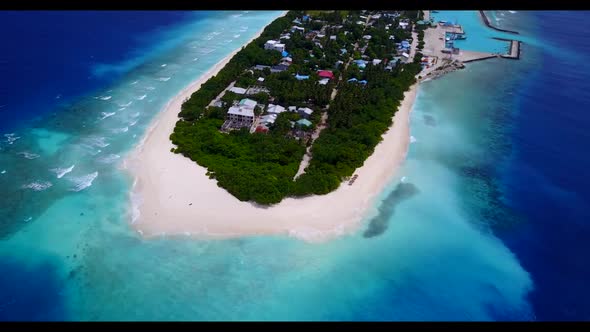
<box><xmin>295</xmin><ymin>74</ymin><xmax>310</xmax><ymax>80</ymax></box>
<box><xmin>296</xmin><ymin>119</ymin><xmax>313</xmax><ymax>127</ymax></box>
<box><xmin>282</xmin><ymin>50</ymin><xmax>289</xmax><ymax>57</ymax></box>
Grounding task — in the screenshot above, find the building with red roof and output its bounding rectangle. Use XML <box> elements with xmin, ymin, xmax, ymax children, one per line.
<box><xmin>317</xmin><ymin>70</ymin><xmax>334</xmax><ymax>79</ymax></box>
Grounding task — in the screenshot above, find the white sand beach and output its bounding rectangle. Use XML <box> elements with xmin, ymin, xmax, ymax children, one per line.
<box><xmin>124</xmin><ymin>14</ymin><xmax>419</xmax><ymax>243</ymax></box>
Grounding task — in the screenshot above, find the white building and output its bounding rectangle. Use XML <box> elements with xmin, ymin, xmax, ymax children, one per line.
<box><xmin>264</xmin><ymin>40</ymin><xmax>286</xmax><ymax>53</ymax></box>
<box><xmin>266</xmin><ymin>104</ymin><xmax>286</xmax><ymax>114</ymax></box>
<box><xmin>229</xmin><ymin>87</ymin><xmax>247</xmax><ymax>94</ymax></box>
<box><xmin>298</xmin><ymin>107</ymin><xmax>313</xmax><ymax>118</ymax></box>
<box><xmin>372</xmin><ymin>59</ymin><xmax>382</xmax><ymax>66</ymax></box>
<box><xmin>363</xmin><ymin>35</ymin><xmax>372</xmax><ymax>40</ymax></box>
<box><xmin>260</xmin><ymin>114</ymin><xmax>277</xmax><ymax>125</ymax></box>
<box><xmin>399</xmin><ymin>21</ymin><xmax>409</xmax><ymax>29</ymax></box>
<box><xmin>226</xmin><ymin>106</ymin><xmax>254</xmax><ymax>127</ymax></box>
<box><xmin>318</xmin><ymin>78</ymin><xmax>329</xmax><ymax>85</ymax></box>
<box><xmin>291</xmin><ymin>26</ymin><xmax>305</xmax><ymax>33</ymax></box>
<box><xmin>238</xmin><ymin>98</ymin><xmax>257</xmax><ymax>109</ymax></box>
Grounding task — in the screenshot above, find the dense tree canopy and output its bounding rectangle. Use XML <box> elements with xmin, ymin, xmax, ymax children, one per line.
<box><xmin>171</xmin><ymin>10</ymin><xmax>422</xmax><ymax>205</ymax></box>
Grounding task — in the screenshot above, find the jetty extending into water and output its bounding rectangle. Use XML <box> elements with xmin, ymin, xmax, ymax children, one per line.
<box><xmin>493</xmin><ymin>38</ymin><xmax>521</xmax><ymax>59</ymax></box>
<box><xmin>478</xmin><ymin>10</ymin><xmax>520</xmax><ymax>35</ymax></box>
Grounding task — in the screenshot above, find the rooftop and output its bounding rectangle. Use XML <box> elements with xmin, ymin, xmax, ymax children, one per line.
<box><xmin>238</xmin><ymin>98</ymin><xmax>257</xmax><ymax>109</ymax></box>
<box><xmin>228</xmin><ymin>106</ymin><xmax>254</xmax><ymax>117</ymax></box>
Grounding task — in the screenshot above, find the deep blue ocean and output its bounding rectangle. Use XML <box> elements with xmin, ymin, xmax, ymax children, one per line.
<box><xmin>0</xmin><ymin>10</ymin><xmax>588</xmax><ymax>321</ymax></box>
<box><xmin>494</xmin><ymin>11</ymin><xmax>590</xmax><ymax>320</ymax></box>
<box><xmin>0</xmin><ymin>11</ymin><xmax>210</xmax><ymax>131</ymax></box>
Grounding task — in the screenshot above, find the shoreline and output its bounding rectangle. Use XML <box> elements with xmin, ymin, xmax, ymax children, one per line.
<box><xmin>124</xmin><ymin>13</ymin><xmax>420</xmax><ymax>243</ymax></box>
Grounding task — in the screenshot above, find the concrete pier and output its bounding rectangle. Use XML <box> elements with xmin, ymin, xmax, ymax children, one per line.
<box><xmin>458</xmin><ymin>51</ymin><xmax>499</xmax><ymax>63</ymax></box>
<box><xmin>479</xmin><ymin>10</ymin><xmax>520</xmax><ymax>35</ymax></box>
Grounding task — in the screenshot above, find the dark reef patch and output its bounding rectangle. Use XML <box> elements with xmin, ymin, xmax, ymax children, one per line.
<box><xmin>423</xmin><ymin>115</ymin><xmax>437</xmax><ymax>127</ymax></box>
<box><xmin>363</xmin><ymin>182</ymin><xmax>420</xmax><ymax>238</ymax></box>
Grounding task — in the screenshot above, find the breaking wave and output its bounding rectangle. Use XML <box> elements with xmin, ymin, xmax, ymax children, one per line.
<box><xmin>50</xmin><ymin>164</ymin><xmax>75</xmax><ymax>178</ymax></box>
<box><xmin>17</xmin><ymin>151</ymin><xmax>41</xmax><ymax>159</ymax></box>
<box><xmin>68</xmin><ymin>171</ymin><xmax>99</xmax><ymax>192</ymax></box>
<box><xmin>22</xmin><ymin>181</ymin><xmax>53</xmax><ymax>191</ymax></box>
<box><xmin>83</xmin><ymin>136</ymin><xmax>110</xmax><ymax>148</ymax></box>
<box><xmin>112</xmin><ymin>127</ymin><xmax>129</xmax><ymax>134</ymax></box>
<box><xmin>4</xmin><ymin>133</ymin><xmax>20</xmax><ymax>144</ymax></box>
<box><xmin>100</xmin><ymin>112</ymin><xmax>116</xmax><ymax>120</ymax></box>
<box><xmin>97</xmin><ymin>154</ymin><xmax>120</xmax><ymax>164</ymax></box>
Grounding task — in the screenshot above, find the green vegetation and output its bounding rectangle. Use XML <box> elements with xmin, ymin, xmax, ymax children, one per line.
<box><xmin>291</xmin><ymin>61</ymin><xmax>421</xmax><ymax>196</ymax></box>
<box><xmin>171</xmin><ymin>10</ymin><xmax>422</xmax><ymax>205</ymax></box>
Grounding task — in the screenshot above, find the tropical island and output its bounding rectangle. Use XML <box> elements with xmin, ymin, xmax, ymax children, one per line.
<box><xmin>169</xmin><ymin>10</ymin><xmax>424</xmax><ymax>205</ymax></box>
<box><xmin>126</xmin><ymin>9</ymin><xmax>520</xmax><ymax>241</ymax></box>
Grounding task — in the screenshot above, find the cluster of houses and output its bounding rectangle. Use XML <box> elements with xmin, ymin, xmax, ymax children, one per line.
<box><xmin>256</xmin><ymin>104</ymin><xmax>314</xmax><ymax>134</ymax></box>
<box><xmin>220</xmin><ymin>94</ymin><xmax>315</xmax><ymax>136</ymax></box>
<box><xmin>218</xmin><ymin>10</ymin><xmax>419</xmax><ymax>137</ymax></box>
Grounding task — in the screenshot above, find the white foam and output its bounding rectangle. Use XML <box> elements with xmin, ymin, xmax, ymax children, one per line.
<box><xmin>131</xmin><ymin>80</ymin><xmax>139</xmax><ymax>85</ymax></box>
<box><xmin>193</xmin><ymin>57</ymin><xmax>199</xmax><ymax>61</ymax></box>
<box><xmin>22</xmin><ymin>181</ymin><xmax>53</xmax><ymax>191</ymax></box>
<box><xmin>100</xmin><ymin>112</ymin><xmax>116</xmax><ymax>120</ymax></box>
<box><xmin>118</xmin><ymin>101</ymin><xmax>133</xmax><ymax>107</ymax></box>
<box><xmin>84</xmin><ymin>136</ymin><xmax>110</xmax><ymax>148</ymax></box>
<box><xmin>508</xmin><ymin>10</ymin><xmax>517</xmax><ymax>14</ymax></box>
<box><xmin>231</xmin><ymin>14</ymin><xmax>243</xmax><ymax>18</ymax></box>
<box><xmin>24</xmin><ymin>216</ymin><xmax>32</xmax><ymax>222</ymax></box>
<box><xmin>97</xmin><ymin>153</ymin><xmax>120</xmax><ymax>164</ymax></box>
<box><xmin>4</xmin><ymin>133</ymin><xmax>20</xmax><ymax>144</ymax></box>
<box><xmin>17</xmin><ymin>151</ymin><xmax>41</xmax><ymax>160</ymax></box>
<box><xmin>410</xmin><ymin>135</ymin><xmax>417</xmax><ymax>143</ymax></box>
<box><xmin>131</xmin><ymin>112</ymin><xmax>140</xmax><ymax>118</ymax></box>
<box><xmin>199</xmin><ymin>48</ymin><xmax>215</xmax><ymax>55</ymax></box>
<box><xmin>50</xmin><ymin>164</ymin><xmax>75</xmax><ymax>179</ymax></box>
<box><xmin>233</xmin><ymin>34</ymin><xmax>241</xmax><ymax>38</ymax></box>
<box><xmin>128</xmin><ymin>119</ymin><xmax>138</xmax><ymax>127</ymax></box>
<box><xmin>68</xmin><ymin>171</ymin><xmax>98</xmax><ymax>192</ymax></box>
<box><xmin>157</xmin><ymin>77</ymin><xmax>171</xmax><ymax>82</ymax></box>
<box><xmin>401</xmin><ymin>176</ymin><xmax>407</xmax><ymax>183</ymax></box>
<box><xmin>145</xmin><ymin>86</ymin><xmax>156</xmax><ymax>91</ymax></box>
<box><xmin>161</xmin><ymin>64</ymin><xmax>167</xmax><ymax>67</ymax></box>
<box><xmin>136</xmin><ymin>94</ymin><xmax>147</xmax><ymax>100</ymax></box>
<box><xmin>112</xmin><ymin>126</ymin><xmax>129</xmax><ymax>134</ymax></box>
<box><xmin>55</xmin><ymin>94</ymin><xmax>61</xmax><ymax>99</ymax></box>
<box><xmin>1</xmin><ymin>170</ymin><xmax>5</xmax><ymax>174</ymax></box>
<box><xmin>99</xmin><ymin>95</ymin><xmax>112</xmax><ymax>101</ymax></box>
<box><xmin>131</xmin><ymin>194</ymin><xmax>142</xmax><ymax>224</ymax></box>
